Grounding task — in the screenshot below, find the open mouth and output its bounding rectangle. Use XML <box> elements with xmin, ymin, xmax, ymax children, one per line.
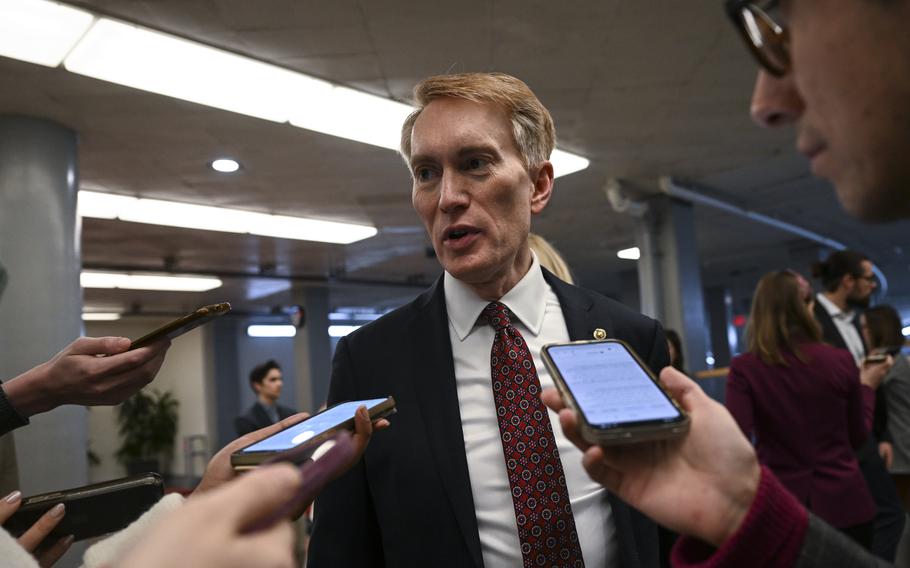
<box><xmin>444</xmin><ymin>227</ymin><xmax>479</xmax><ymax>242</ymax></box>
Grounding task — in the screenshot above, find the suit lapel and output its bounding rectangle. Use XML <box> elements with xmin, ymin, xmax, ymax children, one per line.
<box><xmin>543</xmin><ymin>269</ymin><xmax>613</xmax><ymax>341</ymax></box>
<box><xmin>408</xmin><ymin>279</ymin><xmax>485</xmax><ymax>568</ymax></box>
<box><xmin>544</xmin><ymin>270</ymin><xmax>646</xmax><ymax>568</ymax></box>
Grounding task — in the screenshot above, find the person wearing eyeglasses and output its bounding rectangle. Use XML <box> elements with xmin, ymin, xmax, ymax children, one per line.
<box><xmin>545</xmin><ymin>0</ymin><xmax>910</xmax><ymax>566</ymax></box>
<box><xmin>809</xmin><ymin>250</ymin><xmax>904</xmax><ymax>560</ymax></box>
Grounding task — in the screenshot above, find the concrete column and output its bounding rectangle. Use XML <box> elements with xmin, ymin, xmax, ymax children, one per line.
<box><xmin>293</xmin><ymin>286</ymin><xmax>331</xmax><ymax>412</ymax></box>
<box><xmin>705</xmin><ymin>286</ymin><xmax>736</xmax><ymax>367</ymax></box>
<box><xmin>634</xmin><ymin>195</ymin><xmax>710</xmax><ymax>374</ymax></box>
<box><xmin>0</xmin><ymin>116</ymin><xmax>87</xmax><ymax>493</ymax></box>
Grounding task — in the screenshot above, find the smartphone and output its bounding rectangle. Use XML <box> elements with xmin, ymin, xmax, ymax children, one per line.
<box><xmin>5</xmin><ymin>473</ymin><xmax>163</xmax><ymax>542</ymax></box>
<box><xmin>541</xmin><ymin>339</ymin><xmax>689</xmax><ymax>445</ymax></box>
<box><xmin>230</xmin><ymin>397</ymin><xmax>396</xmax><ymax>471</ymax></box>
<box><xmin>865</xmin><ymin>353</ymin><xmax>893</xmax><ymax>364</ymax></box>
<box><xmin>129</xmin><ymin>302</ymin><xmax>231</xmax><ymax>350</ymax></box>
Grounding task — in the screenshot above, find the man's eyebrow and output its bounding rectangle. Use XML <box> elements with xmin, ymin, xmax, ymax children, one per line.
<box><xmin>457</xmin><ymin>144</ymin><xmax>501</xmax><ymax>159</ymax></box>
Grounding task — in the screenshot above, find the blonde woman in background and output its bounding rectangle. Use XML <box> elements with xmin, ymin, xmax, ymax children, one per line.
<box><xmin>528</xmin><ymin>233</ymin><xmax>574</xmax><ymax>285</ymax></box>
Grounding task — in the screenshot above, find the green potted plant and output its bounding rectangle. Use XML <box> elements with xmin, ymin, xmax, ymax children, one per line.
<box><xmin>116</xmin><ymin>389</ymin><xmax>179</xmax><ymax>475</ymax></box>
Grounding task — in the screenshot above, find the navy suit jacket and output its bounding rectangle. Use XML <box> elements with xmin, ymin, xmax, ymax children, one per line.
<box><xmin>309</xmin><ymin>269</ymin><xmax>670</xmax><ymax>568</ymax></box>
<box><xmin>234</xmin><ymin>401</ymin><xmax>296</xmax><ymax>437</ymax></box>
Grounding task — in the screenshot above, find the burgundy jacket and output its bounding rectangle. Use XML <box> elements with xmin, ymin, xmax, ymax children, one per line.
<box><xmin>725</xmin><ymin>342</ymin><xmax>876</xmax><ymax>528</ymax></box>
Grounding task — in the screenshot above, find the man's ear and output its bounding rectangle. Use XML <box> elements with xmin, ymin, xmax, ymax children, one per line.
<box><xmin>530</xmin><ymin>161</ymin><xmax>554</xmax><ymax>215</ymax></box>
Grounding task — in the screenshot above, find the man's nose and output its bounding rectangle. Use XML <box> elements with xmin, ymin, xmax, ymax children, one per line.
<box><xmin>750</xmin><ymin>70</ymin><xmax>804</xmax><ymax>128</ymax></box>
<box><xmin>439</xmin><ymin>170</ymin><xmax>470</xmax><ymax>212</ymax></box>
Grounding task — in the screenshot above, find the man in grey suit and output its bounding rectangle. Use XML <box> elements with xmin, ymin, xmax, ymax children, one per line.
<box><xmin>547</xmin><ymin>0</ymin><xmax>910</xmax><ymax>566</ymax></box>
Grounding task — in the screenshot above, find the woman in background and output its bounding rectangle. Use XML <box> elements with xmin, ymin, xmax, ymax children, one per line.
<box><xmin>527</xmin><ymin>233</ymin><xmax>574</xmax><ymax>284</ymax></box>
<box><xmin>863</xmin><ymin>305</ymin><xmax>910</xmax><ymax>509</ymax></box>
<box><xmin>725</xmin><ymin>270</ymin><xmax>890</xmax><ymax>549</ymax></box>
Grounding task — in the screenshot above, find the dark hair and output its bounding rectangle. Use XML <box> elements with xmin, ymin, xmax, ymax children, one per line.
<box><xmin>665</xmin><ymin>329</ymin><xmax>685</xmax><ymax>372</ymax></box>
<box><xmin>746</xmin><ymin>270</ymin><xmax>822</xmax><ymax>366</ymax></box>
<box><xmin>249</xmin><ymin>359</ymin><xmax>281</xmax><ymax>389</ymax></box>
<box><xmin>810</xmin><ymin>250</ymin><xmax>869</xmax><ymax>292</ymax></box>
<box><xmin>864</xmin><ymin>305</ymin><xmax>905</xmax><ymax>350</ymax></box>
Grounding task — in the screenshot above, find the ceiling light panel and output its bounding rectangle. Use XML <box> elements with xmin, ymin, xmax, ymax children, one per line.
<box><xmin>81</xmin><ymin>271</ymin><xmax>223</xmax><ymax>292</ymax></box>
<box><xmin>63</xmin><ymin>18</ymin><xmax>328</xmax><ymax>123</ymax></box>
<box><xmin>78</xmin><ymin>190</ymin><xmax>378</xmax><ymax>244</ymax></box>
<box><xmin>0</xmin><ymin>0</ymin><xmax>94</xmax><ymax>67</ymax></box>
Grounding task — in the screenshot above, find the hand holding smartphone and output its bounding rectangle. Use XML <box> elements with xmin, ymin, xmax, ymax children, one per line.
<box><xmin>129</xmin><ymin>302</ymin><xmax>231</xmax><ymax>350</ymax></box>
<box><xmin>541</xmin><ymin>339</ymin><xmax>689</xmax><ymax>445</ymax></box>
<box><xmin>4</xmin><ymin>474</ymin><xmax>163</xmax><ymax>542</ymax></box>
<box><xmin>230</xmin><ymin>397</ymin><xmax>396</xmax><ymax>471</ymax></box>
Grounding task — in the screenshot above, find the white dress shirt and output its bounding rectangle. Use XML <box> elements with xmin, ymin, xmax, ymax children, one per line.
<box><xmin>816</xmin><ymin>293</ymin><xmax>866</xmax><ymax>364</ymax></box>
<box><xmin>445</xmin><ymin>253</ymin><xmax>616</xmax><ymax>568</ymax></box>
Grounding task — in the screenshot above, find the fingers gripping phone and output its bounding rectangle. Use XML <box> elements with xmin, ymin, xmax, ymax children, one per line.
<box><xmin>129</xmin><ymin>302</ymin><xmax>231</xmax><ymax>350</ymax></box>
<box><xmin>230</xmin><ymin>397</ymin><xmax>396</xmax><ymax>471</ymax></box>
<box><xmin>542</xmin><ymin>339</ymin><xmax>690</xmax><ymax>445</ymax></box>
<box><xmin>5</xmin><ymin>473</ymin><xmax>164</xmax><ymax>541</ymax></box>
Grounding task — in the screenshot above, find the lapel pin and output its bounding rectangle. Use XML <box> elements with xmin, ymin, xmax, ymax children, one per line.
<box><xmin>593</xmin><ymin>328</ymin><xmax>607</xmax><ymax>340</ymax></box>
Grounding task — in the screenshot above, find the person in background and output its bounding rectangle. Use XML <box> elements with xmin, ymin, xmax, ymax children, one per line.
<box><xmin>726</xmin><ymin>270</ymin><xmax>889</xmax><ymax>548</ymax></box>
<box><xmin>234</xmin><ymin>360</ymin><xmax>297</xmax><ymax>437</ymax></box>
<box><xmin>527</xmin><ymin>232</ymin><xmax>575</xmax><ymax>284</ymax></box>
<box><xmin>863</xmin><ymin>305</ymin><xmax>910</xmax><ymax>509</ymax></box>
<box><xmin>665</xmin><ymin>330</ymin><xmax>686</xmax><ymax>375</ymax></box>
<box><xmin>810</xmin><ymin>250</ymin><xmax>904</xmax><ymax>559</ymax></box>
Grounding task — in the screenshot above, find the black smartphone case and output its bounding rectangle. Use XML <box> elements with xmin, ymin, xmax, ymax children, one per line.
<box><xmin>5</xmin><ymin>473</ymin><xmax>164</xmax><ymax>541</ymax></box>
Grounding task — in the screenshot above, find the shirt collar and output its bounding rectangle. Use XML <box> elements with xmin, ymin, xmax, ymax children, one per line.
<box><xmin>444</xmin><ymin>251</ymin><xmax>548</xmax><ymax>341</ymax></box>
<box><xmin>816</xmin><ymin>292</ymin><xmax>855</xmax><ymax>321</ymax></box>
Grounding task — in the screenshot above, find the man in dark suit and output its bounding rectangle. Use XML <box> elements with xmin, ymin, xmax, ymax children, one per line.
<box><xmin>810</xmin><ymin>249</ymin><xmax>905</xmax><ymax>561</ymax></box>
<box><xmin>234</xmin><ymin>359</ymin><xmax>296</xmax><ymax>437</ymax></box>
<box><xmin>309</xmin><ymin>73</ymin><xmax>669</xmax><ymax>568</ymax></box>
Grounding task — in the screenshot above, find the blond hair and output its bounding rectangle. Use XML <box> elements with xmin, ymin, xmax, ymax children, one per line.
<box><xmin>399</xmin><ymin>73</ymin><xmax>556</xmax><ymax>170</ymax></box>
<box><xmin>528</xmin><ymin>233</ymin><xmax>574</xmax><ymax>285</ymax></box>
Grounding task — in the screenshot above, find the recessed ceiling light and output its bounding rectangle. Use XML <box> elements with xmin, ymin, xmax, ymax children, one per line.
<box><xmin>617</xmin><ymin>247</ymin><xmax>641</xmax><ymax>260</ymax></box>
<box><xmin>211</xmin><ymin>158</ymin><xmax>240</xmax><ymax>173</ymax></box>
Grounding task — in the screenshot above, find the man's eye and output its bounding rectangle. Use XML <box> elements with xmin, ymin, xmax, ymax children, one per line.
<box><xmin>466</xmin><ymin>158</ymin><xmax>489</xmax><ymax>170</ymax></box>
<box><xmin>415</xmin><ymin>168</ymin><xmax>434</xmax><ymax>181</ymax></box>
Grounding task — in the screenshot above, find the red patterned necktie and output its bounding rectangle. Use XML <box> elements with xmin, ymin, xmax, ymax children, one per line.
<box><xmin>483</xmin><ymin>301</ymin><xmax>585</xmax><ymax>568</ymax></box>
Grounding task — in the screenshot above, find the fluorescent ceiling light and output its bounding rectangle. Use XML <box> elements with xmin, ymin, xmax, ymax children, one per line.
<box><xmin>617</xmin><ymin>246</ymin><xmax>641</xmax><ymax>260</ymax></box>
<box><xmin>551</xmin><ymin>149</ymin><xmax>590</xmax><ymax>178</ymax></box>
<box><xmin>81</xmin><ymin>271</ymin><xmax>223</xmax><ymax>292</ymax></box>
<box><xmin>211</xmin><ymin>158</ymin><xmax>240</xmax><ymax>173</ymax></box>
<box><xmin>247</xmin><ymin>325</ymin><xmax>296</xmax><ymax>338</ymax></box>
<box><xmin>0</xmin><ymin>0</ymin><xmax>94</xmax><ymax>67</ymax></box>
<box><xmin>78</xmin><ymin>190</ymin><xmax>377</xmax><ymax>244</ymax></box>
<box><xmin>289</xmin><ymin>85</ymin><xmax>414</xmax><ymax>151</ymax></box>
<box><xmin>903</xmin><ymin>325</ymin><xmax>910</xmax><ymax>337</ymax></box>
<box><xmin>64</xmin><ymin>18</ymin><xmax>328</xmax><ymax>123</ymax></box>
<box><xmin>329</xmin><ymin>325</ymin><xmax>361</xmax><ymax>338</ymax></box>
<box><xmin>82</xmin><ymin>312</ymin><xmax>122</xmax><ymax>321</ymax></box>
<box><xmin>52</xmin><ymin>14</ymin><xmax>590</xmax><ymax>176</ymax></box>
<box><xmin>328</xmin><ymin>311</ymin><xmax>382</xmax><ymax>322</ymax></box>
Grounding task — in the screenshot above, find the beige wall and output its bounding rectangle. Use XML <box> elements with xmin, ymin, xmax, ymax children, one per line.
<box><xmin>85</xmin><ymin>318</ymin><xmax>213</xmax><ymax>483</ymax></box>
